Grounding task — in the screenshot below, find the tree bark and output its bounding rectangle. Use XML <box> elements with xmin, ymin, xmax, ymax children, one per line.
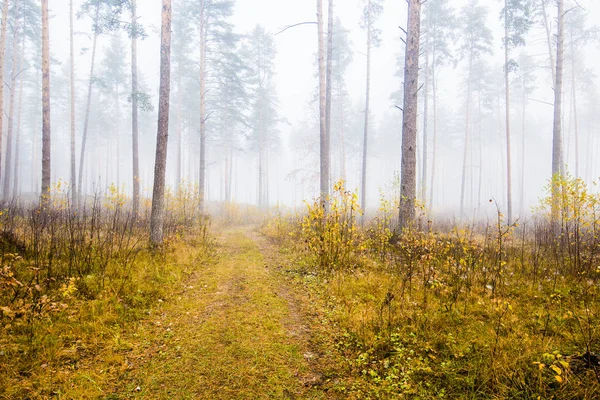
<box><xmin>361</xmin><ymin>0</ymin><xmax>371</xmax><ymax>219</ymax></box>
<box><xmin>70</xmin><ymin>0</ymin><xmax>77</xmax><ymax>206</ymax></box>
<box><xmin>399</xmin><ymin>0</ymin><xmax>421</xmax><ymax>230</ymax></box>
<box><xmin>551</xmin><ymin>0</ymin><xmax>564</xmax><ymax>221</ymax></box>
<box><xmin>41</xmin><ymin>0</ymin><xmax>51</xmax><ymax>204</ymax></box>
<box><xmin>317</xmin><ymin>0</ymin><xmax>329</xmax><ymax>208</ymax></box>
<box><xmin>4</xmin><ymin>0</ymin><xmax>20</xmax><ymax>199</ymax></box>
<box><xmin>131</xmin><ymin>0</ymin><xmax>140</xmax><ymax>216</ymax></box>
<box><xmin>504</xmin><ymin>0</ymin><xmax>513</xmax><ymax>225</ymax></box>
<box><xmin>0</xmin><ymin>0</ymin><xmax>9</xmax><ymax>194</ymax></box>
<box><xmin>78</xmin><ymin>5</ymin><xmax>100</xmax><ymax>202</ymax></box>
<box><xmin>150</xmin><ymin>0</ymin><xmax>172</xmax><ymax>245</ymax></box>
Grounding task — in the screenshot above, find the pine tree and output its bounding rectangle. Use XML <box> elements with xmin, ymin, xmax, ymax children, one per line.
<box><xmin>399</xmin><ymin>0</ymin><xmax>422</xmax><ymax>230</ymax></box>
<box><xmin>246</xmin><ymin>25</ymin><xmax>278</xmax><ymax>209</ymax></box>
<box><xmin>458</xmin><ymin>0</ymin><xmax>493</xmax><ymax>220</ymax></box>
<box><xmin>150</xmin><ymin>0</ymin><xmax>172</xmax><ymax>245</ymax></box>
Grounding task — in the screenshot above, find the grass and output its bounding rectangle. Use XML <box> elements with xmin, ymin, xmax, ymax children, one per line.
<box><xmin>108</xmin><ymin>227</ymin><xmax>345</xmax><ymax>399</ymax></box>
<box><xmin>0</xmin><ymin>231</ymin><xmax>211</xmax><ymax>399</ymax></box>
<box><xmin>259</xmin><ymin>179</ymin><xmax>600</xmax><ymax>399</ymax></box>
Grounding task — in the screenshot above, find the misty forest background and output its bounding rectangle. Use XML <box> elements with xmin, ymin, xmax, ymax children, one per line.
<box><xmin>1</xmin><ymin>0</ymin><xmax>599</xmax><ymax>221</ymax></box>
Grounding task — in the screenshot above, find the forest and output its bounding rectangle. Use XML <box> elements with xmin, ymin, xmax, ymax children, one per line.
<box><xmin>1</xmin><ymin>0</ymin><xmax>600</xmax><ymax>398</ymax></box>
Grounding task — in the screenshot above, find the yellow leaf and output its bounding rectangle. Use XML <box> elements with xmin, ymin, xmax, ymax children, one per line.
<box><xmin>550</xmin><ymin>365</ymin><xmax>562</xmax><ymax>375</ymax></box>
<box><xmin>559</xmin><ymin>360</ymin><xmax>569</xmax><ymax>369</ymax></box>
<box><xmin>555</xmin><ymin>375</ymin><xmax>563</xmax><ymax>383</ymax></box>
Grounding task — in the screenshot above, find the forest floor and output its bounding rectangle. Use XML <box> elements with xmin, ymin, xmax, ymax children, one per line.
<box><xmin>109</xmin><ymin>226</ymin><xmax>345</xmax><ymax>399</ymax></box>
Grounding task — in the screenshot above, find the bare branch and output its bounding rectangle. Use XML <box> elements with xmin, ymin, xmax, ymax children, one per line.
<box><xmin>275</xmin><ymin>21</ymin><xmax>317</xmax><ymax>36</ymax></box>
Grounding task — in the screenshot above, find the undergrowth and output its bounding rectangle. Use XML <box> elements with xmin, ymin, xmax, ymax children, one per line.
<box><xmin>262</xmin><ymin>177</ymin><xmax>600</xmax><ymax>399</ymax></box>
<box><xmin>0</xmin><ymin>183</ymin><xmax>212</xmax><ymax>399</ymax></box>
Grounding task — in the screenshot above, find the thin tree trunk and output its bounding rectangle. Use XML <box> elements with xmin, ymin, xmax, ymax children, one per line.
<box><xmin>478</xmin><ymin>93</ymin><xmax>483</xmax><ymax>208</ymax></box>
<box><xmin>541</xmin><ymin>0</ymin><xmax>556</xmax><ymax>84</ymax></box>
<box><xmin>70</xmin><ymin>0</ymin><xmax>77</xmax><ymax>205</ymax></box>
<box><xmin>12</xmin><ymin>25</ymin><xmax>24</xmax><ymax>201</ymax></box>
<box><xmin>317</xmin><ymin>0</ymin><xmax>329</xmax><ymax>208</ymax></box>
<box><xmin>521</xmin><ymin>91</ymin><xmax>526</xmax><ymax>216</ymax></box>
<box><xmin>551</xmin><ymin>0</ymin><xmax>565</xmax><ymax>221</ymax></box>
<box><xmin>150</xmin><ymin>0</ymin><xmax>172</xmax><ymax>245</ymax></box>
<box><xmin>399</xmin><ymin>0</ymin><xmax>421</xmax><ymax>230</ymax></box>
<box><xmin>78</xmin><ymin>4</ymin><xmax>100</xmax><ymax>202</ymax></box>
<box><xmin>258</xmin><ymin>37</ymin><xmax>265</xmax><ymax>208</ymax></box>
<box><xmin>504</xmin><ymin>0</ymin><xmax>513</xmax><ymax>225</ymax></box>
<box><xmin>338</xmin><ymin>80</ymin><xmax>347</xmax><ymax>182</ymax></box>
<box><xmin>0</xmin><ymin>0</ymin><xmax>10</xmax><ymax>193</ymax></box>
<box><xmin>429</xmin><ymin>51</ymin><xmax>438</xmax><ymax>209</ymax></box>
<box><xmin>131</xmin><ymin>0</ymin><xmax>140</xmax><ymax>216</ymax></box>
<box><xmin>326</xmin><ymin>0</ymin><xmax>333</xmax><ymax>197</ymax></box>
<box><xmin>199</xmin><ymin>0</ymin><xmax>207</xmax><ymax>212</ymax></box>
<box><xmin>41</xmin><ymin>0</ymin><xmax>51</xmax><ymax>203</ymax></box>
<box><xmin>570</xmin><ymin>32</ymin><xmax>579</xmax><ymax>178</ymax></box>
<box><xmin>421</xmin><ymin>9</ymin><xmax>430</xmax><ymax>208</ymax></box>
<box><xmin>460</xmin><ymin>53</ymin><xmax>473</xmax><ymax>220</ymax></box>
<box><xmin>176</xmin><ymin>69</ymin><xmax>182</xmax><ymax>193</ymax></box>
<box><xmin>4</xmin><ymin>0</ymin><xmax>20</xmax><ymax>199</ymax></box>
<box><xmin>361</xmin><ymin>0</ymin><xmax>371</xmax><ymax>218</ymax></box>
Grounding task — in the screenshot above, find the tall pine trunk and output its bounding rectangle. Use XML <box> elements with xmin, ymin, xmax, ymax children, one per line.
<box><xmin>551</xmin><ymin>0</ymin><xmax>564</xmax><ymax>221</ymax></box>
<box><xmin>78</xmin><ymin>5</ymin><xmax>100</xmax><ymax>202</ymax></box>
<box><xmin>429</xmin><ymin>50</ymin><xmax>438</xmax><ymax>208</ymax></box>
<box><xmin>325</xmin><ymin>0</ymin><xmax>333</xmax><ymax>199</ymax></box>
<box><xmin>541</xmin><ymin>0</ymin><xmax>556</xmax><ymax>84</ymax></box>
<box><xmin>12</xmin><ymin>31</ymin><xmax>24</xmax><ymax>200</ymax></box>
<box><xmin>361</xmin><ymin>0</ymin><xmax>371</xmax><ymax>218</ymax></box>
<box><xmin>0</xmin><ymin>0</ymin><xmax>9</xmax><ymax>194</ymax></box>
<box><xmin>570</xmin><ymin>31</ymin><xmax>579</xmax><ymax>178</ymax></box>
<box><xmin>317</xmin><ymin>0</ymin><xmax>329</xmax><ymax>208</ymax></box>
<box><xmin>131</xmin><ymin>0</ymin><xmax>140</xmax><ymax>216</ymax></box>
<box><xmin>504</xmin><ymin>0</ymin><xmax>513</xmax><ymax>225</ymax></box>
<box><xmin>399</xmin><ymin>0</ymin><xmax>421</xmax><ymax>230</ymax></box>
<box><xmin>150</xmin><ymin>0</ymin><xmax>172</xmax><ymax>245</ymax></box>
<box><xmin>460</xmin><ymin>53</ymin><xmax>473</xmax><ymax>220</ymax></box>
<box><xmin>176</xmin><ymin>69</ymin><xmax>182</xmax><ymax>193</ymax></box>
<box><xmin>41</xmin><ymin>0</ymin><xmax>51</xmax><ymax>203</ymax></box>
<box><xmin>70</xmin><ymin>0</ymin><xmax>76</xmax><ymax>205</ymax></box>
<box><xmin>199</xmin><ymin>0</ymin><xmax>207</xmax><ymax>212</ymax></box>
<box><xmin>421</xmin><ymin>10</ymin><xmax>430</xmax><ymax>208</ymax></box>
<box><xmin>4</xmin><ymin>0</ymin><xmax>20</xmax><ymax>199</ymax></box>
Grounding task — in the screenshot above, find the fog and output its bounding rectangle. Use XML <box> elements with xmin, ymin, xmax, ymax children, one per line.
<box><xmin>4</xmin><ymin>0</ymin><xmax>600</xmax><ymax>221</ymax></box>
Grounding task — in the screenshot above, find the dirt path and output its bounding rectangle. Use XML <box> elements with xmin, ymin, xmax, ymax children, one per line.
<box><xmin>116</xmin><ymin>227</ymin><xmax>341</xmax><ymax>399</ymax></box>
